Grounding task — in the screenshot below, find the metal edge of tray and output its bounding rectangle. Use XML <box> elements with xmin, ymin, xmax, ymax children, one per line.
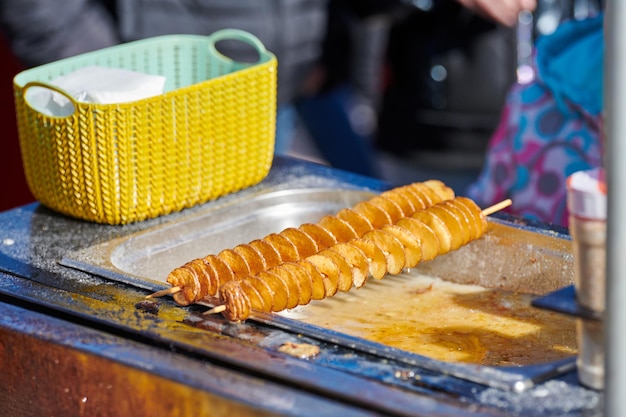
<box><xmin>532</xmin><ymin>285</ymin><xmax>603</xmax><ymax>321</ymax></box>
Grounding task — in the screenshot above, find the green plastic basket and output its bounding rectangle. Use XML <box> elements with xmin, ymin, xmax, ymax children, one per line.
<box><xmin>13</xmin><ymin>29</ymin><xmax>277</xmax><ymax>224</ymax></box>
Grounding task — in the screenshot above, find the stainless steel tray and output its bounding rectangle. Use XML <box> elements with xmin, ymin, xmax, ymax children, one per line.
<box><xmin>62</xmin><ymin>187</ymin><xmax>576</xmax><ymax>392</ymax></box>
<box><xmin>63</xmin><ymin>188</ymin><xmax>372</xmax><ymax>291</ymax></box>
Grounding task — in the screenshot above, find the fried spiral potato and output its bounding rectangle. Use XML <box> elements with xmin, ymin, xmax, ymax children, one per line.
<box><xmin>218</xmin><ymin>196</ymin><xmax>488</xmax><ymax>321</ymax></box>
<box><xmin>165</xmin><ymin>180</ymin><xmax>454</xmax><ymax>305</ymax></box>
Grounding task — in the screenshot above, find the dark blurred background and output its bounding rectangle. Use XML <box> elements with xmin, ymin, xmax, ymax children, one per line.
<box><xmin>289</xmin><ymin>0</ymin><xmax>603</xmax><ymax>193</ymax></box>
<box><xmin>0</xmin><ymin>0</ymin><xmax>603</xmax><ymax>211</ymax></box>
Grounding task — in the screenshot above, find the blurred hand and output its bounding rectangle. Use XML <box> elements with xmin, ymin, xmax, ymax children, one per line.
<box><xmin>456</xmin><ymin>0</ymin><xmax>537</xmax><ymax>27</ymax></box>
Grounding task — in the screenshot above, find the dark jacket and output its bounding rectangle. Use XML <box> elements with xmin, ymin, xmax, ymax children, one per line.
<box><xmin>0</xmin><ymin>0</ymin><xmax>328</xmax><ymax>105</ymax></box>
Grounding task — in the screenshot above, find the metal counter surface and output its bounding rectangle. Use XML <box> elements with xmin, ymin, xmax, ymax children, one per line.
<box><xmin>0</xmin><ymin>156</ymin><xmax>603</xmax><ymax>416</ymax></box>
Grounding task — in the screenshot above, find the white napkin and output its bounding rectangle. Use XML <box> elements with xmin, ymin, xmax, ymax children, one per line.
<box><xmin>27</xmin><ymin>65</ymin><xmax>167</xmax><ymax>116</ymax></box>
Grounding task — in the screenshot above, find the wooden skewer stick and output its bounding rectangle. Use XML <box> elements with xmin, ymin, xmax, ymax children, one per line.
<box><xmin>203</xmin><ymin>305</ymin><xmax>227</xmax><ymax>315</ymax></box>
<box><xmin>145</xmin><ymin>286</ymin><xmax>181</xmax><ymax>299</ymax></box>
<box><xmin>481</xmin><ymin>199</ymin><xmax>512</xmax><ymax>217</ymax></box>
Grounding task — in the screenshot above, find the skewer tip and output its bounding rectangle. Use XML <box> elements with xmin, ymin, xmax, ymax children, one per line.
<box><xmin>482</xmin><ymin>199</ymin><xmax>512</xmax><ymax>217</ymax></box>
<box><xmin>145</xmin><ymin>286</ymin><xmax>181</xmax><ymax>299</ymax></box>
<box><xmin>203</xmin><ymin>305</ymin><xmax>227</xmax><ymax>315</ymax></box>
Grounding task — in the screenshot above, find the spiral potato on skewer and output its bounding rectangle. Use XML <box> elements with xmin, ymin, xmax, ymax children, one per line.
<box><xmin>218</xmin><ymin>196</ymin><xmax>488</xmax><ymax>321</ymax></box>
<box><xmin>165</xmin><ymin>180</ymin><xmax>455</xmax><ymax>306</ymax></box>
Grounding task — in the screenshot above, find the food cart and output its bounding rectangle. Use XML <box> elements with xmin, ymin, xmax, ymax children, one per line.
<box><xmin>0</xmin><ymin>155</ymin><xmax>604</xmax><ymax>416</ymax></box>
<box><xmin>1</xmin><ymin>6</ymin><xmax>619</xmax><ymax>413</ymax></box>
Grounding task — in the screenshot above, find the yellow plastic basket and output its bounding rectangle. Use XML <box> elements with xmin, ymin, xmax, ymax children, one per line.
<box><xmin>13</xmin><ymin>30</ymin><xmax>277</xmax><ymax>224</ymax></box>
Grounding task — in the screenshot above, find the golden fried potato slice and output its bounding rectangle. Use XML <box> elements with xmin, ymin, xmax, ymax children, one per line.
<box><xmin>318</xmin><ymin>248</ymin><xmax>354</xmax><ymax>292</ymax></box>
<box><xmin>336</xmin><ymin>208</ymin><xmax>374</xmax><ymax>237</ymax></box>
<box><xmin>218</xmin><ymin>248</ymin><xmax>250</xmax><ymax>279</ymax></box>
<box><xmin>169</xmin><ymin>265</ymin><xmax>200</xmax><ymax>306</ymax></box>
<box><xmin>281</xmin><ymin>262</ymin><xmax>313</xmax><ymax>306</ymax></box>
<box><xmin>233</xmin><ymin>243</ymin><xmax>267</xmax><ymax>276</ymax></box>
<box><xmin>348</xmin><ymin>239</ymin><xmax>387</xmax><ymax>280</ymax></box>
<box><xmin>246</xmin><ymin>275</ymin><xmax>274</xmax><ymax>313</ymax></box>
<box><xmin>263</xmin><ymin>233</ymin><xmax>299</xmax><ymax>263</ymax></box>
<box><xmin>368</xmin><ymin>195</ymin><xmax>404</xmax><ymax>224</ymax></box>
<box><xmin>442</xmin><ymin>199</ymin><xmax>477</xmax><ymax>241</ymax></box>
<box><xmin>239</xmin><ymin>278</ymin><xmax>267</xmax><ymax>312</ymax></box>
<box><xmin>203</xmin><ymin>254</ymin><xmax>236</xmax><ymax>288</ymax></box>
<box><xmin>298</xmin><ymin>222</ymin><xmax>338</xmax><ymax>250</ymax></box>
<box><xmin>363</xmin><ymin>229</ymin><xmax>406</xmax><ymax>275</ymax></box>
<box><xmin>428</xmin><ymin>205</ymin><xmax>466</xmax><ymax>250</ymax></box>
<box><xmin>381</xmin><ymin>189</ymin><xmax>415</xmax><ymax>217</ymax></box>
<box><xmin>280</xmin><ymin>227</ymin><xmax>319</xmax><ymax>258</ymax></box>
<box><xmin>398</xmin><ymin>185</ymin><xmax>429</xmax><ymax>211</ymax></box>
<box><xmin>270</xmin><ymin>265</ymin><xmax>301</xmax><ymax>309</ymax></box>
<box><xmin>410</xmin><ymin>182</ymin><xmax>441</xmax><ymax>206</ymax></box>
<box><xmin>329</xmin><ymin>242</ymin><xmax>369</xmax><ymax>288</ymax></box>
<box><xmin>423</xmin><ymin>179</ymin><xmax>455</xmax><ymax>201</ymax></box>
<box><xmin>193</xmin><ymin>257</ymin><xmax>219</xmax><ymax>299</ymax></box>
<box><xmin>173</xmin><ymin>260</ymin><xmax>204</xmax><ymax>303</ymax></box>
<box><xmin>411</xmin><ymin>210</ymin><xmax>452</xmax><ymax>255</ymax></box>
<box><xmin>352</xmin><ymin>200</ymin><xmax>392</xmax><ymax>229</ymax></box>
<box><xmin>300</xmin><ymin>259</ymin><xmax>327</xmax><ymax>300</ymax></box>
<box><xmin>249</xmin><ymin>239</ymin><xmax>282</xmax><ymax>270</ymax></box>
<box><xmin>406</xmin><ymin>184</ymin><xmax>434</xmax><ymax>206</ymax></box>
<box><xmin>318</xmin><ymin>215</ymin><xmax>359</xmax><ymax>243</ymax></box>
<box><xmin>219</xmin><ymin>281</ymin><xmax>251</xmax><ymax>322</ymax></box>
<box><xmin>381</xmin><ymin>224</ymin><xmax>422</xmax><ymax>269</ymax></box>
<box><xmin>257</xmin><ymin>270</ymin><xmax>290</xmax><ymax>312</ymax></box>
<box><xmin>455</xmin><ymin>196</ymin><xmax>488</xmax><ymax>235</ymax></box>
<box><xmin>306</xmin><ymin>253</ymin><xmax>340</xmax><ymax>297</ymax></box>
<box><xmin>395</xmin><ymin>217</ymin><xmax>441</xmax><ymax>262</ymax></box>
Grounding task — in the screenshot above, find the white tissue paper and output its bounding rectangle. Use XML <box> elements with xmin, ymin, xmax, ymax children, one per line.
<box><xmin>26</xmin><ymin>66</ymin><xmax>167</xmax><ymax>116</ymax></box>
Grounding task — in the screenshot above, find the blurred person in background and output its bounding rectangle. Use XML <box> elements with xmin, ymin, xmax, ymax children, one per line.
<box><xmin>466</xmin><ymin>1</ymin><xmax>604</xmax><ymax>226</ymax></box>
<box><xmin>373</xmin><ymin>0</ymin><xmax>536</xmax><ymax>194</ymax></box>
<box><xmin>374</xmin><ymin>0</ymin><xmax>606</xmax><ymax>228</ymax></box>
<box><xmin>298</xmin><ymin>0</ymin><xmax>538</xmax><ymax>178</ymax></box>
<box><xmin>376</xmin><ymin>0</ymin><xmax>537</xmax><ymax>153</ymax></box>
<box><xmin>457</xmin><ymin>0</ymin><xmax>536</xmax><ymax>25</ymax></box>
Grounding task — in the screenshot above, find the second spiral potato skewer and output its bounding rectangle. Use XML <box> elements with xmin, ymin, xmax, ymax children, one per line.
<box><xmin>216</xmin><ymin>197</ymin><xmax>509</xmax><ymax>322</ymax></box>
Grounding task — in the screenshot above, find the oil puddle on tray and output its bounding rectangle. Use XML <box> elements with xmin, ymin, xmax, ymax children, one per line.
<box><xmin>278</xmin><ymin>273</ymin><xmax>577</xmax><ymax>367</ymax></box>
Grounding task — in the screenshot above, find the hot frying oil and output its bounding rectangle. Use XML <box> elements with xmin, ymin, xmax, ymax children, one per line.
<box><xmin>279</xmin><ymin>274</ymin><xmax>576</xmax><ymax>366</ymax></box>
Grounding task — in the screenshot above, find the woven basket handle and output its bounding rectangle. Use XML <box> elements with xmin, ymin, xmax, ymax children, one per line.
<box><xmin>205</xmin><ymin>29</ymin><xmax>273</xmax><ymax>75</ymax></box>
<box><xmin>22</xmin><ymin>81</ymin><xmax>78</xmax><ymax>118</ymax></box>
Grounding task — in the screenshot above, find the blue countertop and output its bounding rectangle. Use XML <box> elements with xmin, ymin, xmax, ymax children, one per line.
<box><xmin>0</xmin><ymin>156</ymin><xmax>603</xmax><ymax>417</ymax></box>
